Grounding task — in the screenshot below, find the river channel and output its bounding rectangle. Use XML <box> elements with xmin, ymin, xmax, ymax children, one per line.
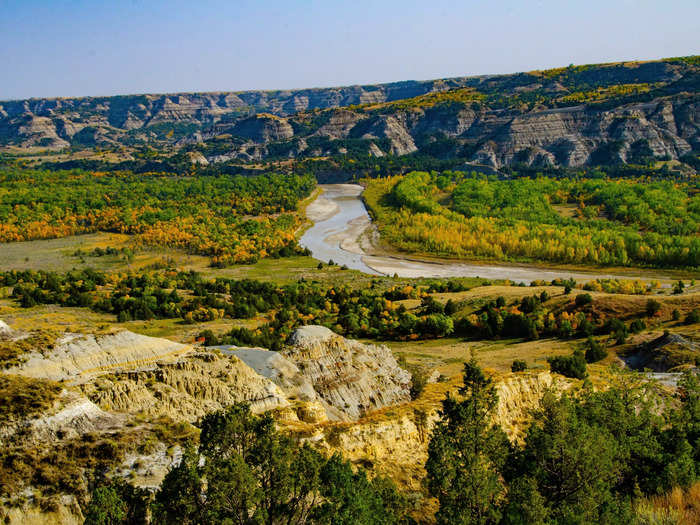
<box><xmin>299</xmin><ymin>184</ymin><xmax>681</xmax><ymax>284</ymax></box>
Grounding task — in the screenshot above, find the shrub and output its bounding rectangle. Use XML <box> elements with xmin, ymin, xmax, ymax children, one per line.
<box><xmin>672</xmin><ymin>309</ymin><xmax>681</xmax><ymax>321</ymax></box>
<box><xmin>511</xmin><ymin>360</ymin><xmax>527</xmax><ymax>372</ymax></box>
<box><xmin>584</xmin><ymin>337</ymin><xmax>607</xmax><ymax>363</ymax></box>
<box><xmin>685</xmin><ymin>309</ymin><xmax>700</xmax><ymax>325</ymax></box>
<box><xmin>409</xmin><ymin>366</ymin><xmax>428</xmax><ymax>400</ymax></box>
<box><xmin>548</xmin><ymin>350</ymin><xmax>587</xmax><ymax>379</ymax></box>
<box><xmin>575</xmin><ymin>293</ymin><xmax>593</xmax><ymax>307</ymax></box>
<box><xmin>630</xmin><ymin>319</ymin><xmax>646</xmax><ymax>334</ymax></box>
<box><xmin>646</xmin><ymin>299</ymin><xmax>661</xmax><ymax>317</ymax></box>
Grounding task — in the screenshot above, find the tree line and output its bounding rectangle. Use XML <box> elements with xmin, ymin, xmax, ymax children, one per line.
<box><xmin>364</xmin><ymin>171</ymin><xmax>699</xmax><ymax>268</ymax></box>
<box><xmin>0</xmin><ymin>166</ymin><xmax>315</xmax><ymax>266</ymax></box>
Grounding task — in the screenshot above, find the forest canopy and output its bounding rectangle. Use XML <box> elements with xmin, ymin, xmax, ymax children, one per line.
<box><xmin>0</xmin><ymin>167</ymin><xmax>315</xmax><ymax>266</ymax></box>
<box><xmin>364</xmin><ymin>171</ymin><xmax>700</xmax><ymax>269</ymax></box>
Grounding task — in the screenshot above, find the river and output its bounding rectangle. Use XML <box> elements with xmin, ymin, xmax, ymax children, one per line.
<box><xmin>299</xmin><ymin>184</ymin><xmax>681</xmax><ymax>284</ymax></box>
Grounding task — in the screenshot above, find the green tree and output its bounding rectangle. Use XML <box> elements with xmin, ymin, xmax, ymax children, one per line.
<box><xmin>673</xmin><ymin>281</ymin><xmax>685</xmax><ymax>295</ymax></box>
<box><xmin>314</xmin><ymin>454</ymin><xmax>403</xmax><ymax>525</ymax></box>
<box><xmin>511</xmin><ymin>360</ymin><xmax>527</xmax><ymax>372</ymax></box>
<box><xmin>548</xmin><ymin>350</ymin><xmax>587</xmax><ymax>379</ymax></box>
<box><xmin>645</xmin><ymin>299</ymin><xmax>661</xmax><ymax>317</ymax></box>
<box><xmin>151</xmin><ymin>446</ymin><xmax>203</xmax><ymax>525</ymax></box>
<box><xmin>584</xmin><ymin>337</ymin><xmax>607</xmax><ymax>363</ymax></box>
<box><xmin>508</xmin><ymin>392</ymin><xmax>629</xmax><ymax>523</ymax></box>
<box><xmin>152</xmin><ymin>404</ymin><xmax>401</xmax><ymax>525</ymax></box>
<box><xmin>425</xmin><ymin>359</ymin><xmax>509</xmax><ymax>525</ymax></box>
<box><xmin>84</xmin><ymin>485</ymin><xmax>127</xmax><ymax>525</ymax></box>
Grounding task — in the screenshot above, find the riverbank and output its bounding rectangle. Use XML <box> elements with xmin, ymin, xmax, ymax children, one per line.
<box><xmin>301</xmin><ymin>184</ymin><xmax>694</xmax><ymax>284</ymax></box>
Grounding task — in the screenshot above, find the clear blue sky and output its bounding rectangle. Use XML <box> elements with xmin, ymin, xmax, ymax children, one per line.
<box><xmin>1</xmin><ymin>0</ymin><xmax>698</xmax><ymax>100</ymax></box>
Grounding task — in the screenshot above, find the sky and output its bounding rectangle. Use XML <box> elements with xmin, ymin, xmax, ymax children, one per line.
<box><xmin>1</xmin><ymin>0</ymin><xmax>698</xmax><ymax>100</ymax></box>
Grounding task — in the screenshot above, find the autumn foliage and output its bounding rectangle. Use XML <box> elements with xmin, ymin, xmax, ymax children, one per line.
<box><xmin>0</xmin><ymin>167</ymin><xmax>315</xmax><ymax>265</ymax></box>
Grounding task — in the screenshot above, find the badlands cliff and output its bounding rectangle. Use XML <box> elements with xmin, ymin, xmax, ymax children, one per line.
<box><xmin>0</xmin><ymin>320</ymin><xmax>570</xmax><ymax>523</ymax></box>
<box><xmin>2</xmin><ymin>57</ymin><xmax>697</xmax><ymax>169</ymax></box>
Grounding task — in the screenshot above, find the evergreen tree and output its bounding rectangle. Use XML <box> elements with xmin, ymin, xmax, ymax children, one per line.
<box><xmin>425</xmin><ymin>359</ymin><xmax>509</xmax><ymax>525</ymax></box>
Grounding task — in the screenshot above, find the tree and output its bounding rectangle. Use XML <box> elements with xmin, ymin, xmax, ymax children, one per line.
<box><xmin>574</xmin><ymin>293</ymin><xmax>593</xmax><ymax>307</ymax></box>
<box><xmin>314</xmin><ymin>454</ymin><xmax>403</xmax><ymax>525</ymax></box>
<box><xmin>151</xmin><ymin>446</ymin><xmax>203</xmax><ymax>525</ymax></box>
<box><xmin>630</xmin><ymin>318</ymin><xmax>646</xmax><ymax>334</ymax></box>
<box><xmin>84</xmin><ymin>485</ymin><xmax>127</xmax><ymax>525</ymax></box>
<box><xmin>152</xmin><ymin>404</ymin><xmax>402</xmax><ymax>525</ymax></box>
<box><xmin>548</xmin><ymin>350</ymin><xmax>587</xmax><ymax>379</ymax></box>
<box><xmin>198</xmin><ymin>404</ymin><xmax>324</xmax><ymax>525</ymax></box>
<box><xmin>425</xmin><ymin>359</ymin><xmax>509</xmax><ymax>525</ymax></box>
<box><xmin>507</xmin><ymin>392</ymin><xmax>629</xmax><ymax>524</ymax></box>
<box><xmin>499</xmin><ymin>477</ymin><xmax>547</xmax><ymax>525</ymax></box>
<box><xmin>686</xmin><ymin>309</ymin><xmax>700</xmax><ymax>325</ymax></box>
<box><xmin>584</xmin><ymin>337</ymin><xmax>607</xmax><ymax>363</ymax></box>
<box><xmin>673</xmin><ymin>281</ymin><xmax>685</xmax><ymax>295</ymax></box>
<box><xmin>444</xmin><ymin>298</ymin><xmax>458</xmax><ymax>315</ymax></box>
<box><xmin>645</xmin><ymin>299</ymin><xmax>661</xmax><ymax>317</ymax></box>
<box><xmin>511</xmin><ymin>360</ymin><xmax>527</xmax><ymax>372</ymax></box>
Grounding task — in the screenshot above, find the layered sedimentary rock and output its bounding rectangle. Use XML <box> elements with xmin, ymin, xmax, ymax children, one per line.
<box><xmin>221</xmin><ymin>325</ymin><xmax>412</xmax><ymax>421</ymax></box>
<box><xmin>79</xmin><ymin>351</ymin><xmax>291</xmax><ymax>419</ymax></box>
<box><xmin>5</xmin><ymin>330</ymin><xmax>189</xmax><ymax>384</ymax></box>
<box><xmin>2</xmin><ymin>58</ymin><xmax>696</xmax><ymax>169</ymax></box>
<box><xmin>282</xmin><ymin>325</ymin><xmax>412</xmax><ymax>419</ymax></box>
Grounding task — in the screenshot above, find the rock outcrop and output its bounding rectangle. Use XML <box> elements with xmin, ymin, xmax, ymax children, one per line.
<box><xmin>0</xmin><ymin>320</ymin><xmax>12</xmax><ymax>338</ymax></box>
<box><xmin>0</xmin><ymin>389</ymin><xmax>121</xmax><ymax>446</ymax></box>
<box><xmin>282</xmin><ymin>326</ymin><xmax>411</xmax><ymax>419</ymax></box>
<box><xmin>219</xmin><ymin>326</ymin><xmax>412</xmax><ymax>421</ymax></box>
<box><xmin>0</xmin><ymin>77</ymin><xmax>479</xmax><ymax>150</ymax></box>
<box><xmin>303</xmin><ymin>371</ymin><xmax>567</xmax><ymax>491</ymax></box>
<box><xmin>624</xmin><ymin>332</ymin><xmax>699</xmax><ymax>372</ymax></box>
<box><xmin>5</xmin><ymin>330</ymin><xmax>188</xmax><ymax>384</ymax></box>
<box><xmin>79</xmin><ymin>351</ymin><xmax>290</xmax><ymax>420</ymax></box>
<box><xmin>2</xmin><ymin>58</ymin><xmax>696</xmax><ymax>169</ymax></box>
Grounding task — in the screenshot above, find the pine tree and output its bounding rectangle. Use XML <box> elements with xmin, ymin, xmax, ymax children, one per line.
<box><xmin>425</xmin><ymin>358</ymin><xmax>509</xmax><ymax>525</ymax></box>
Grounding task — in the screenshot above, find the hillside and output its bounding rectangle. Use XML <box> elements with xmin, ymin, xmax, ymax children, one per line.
<box><xmin>2</xmin><ymin>57</ymin><xmax>698</xmax><ymax>169</ymax></box>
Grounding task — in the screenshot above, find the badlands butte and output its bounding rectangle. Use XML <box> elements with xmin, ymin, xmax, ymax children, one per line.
<box><xmin>0</xmin><ymin>54</ymin><xmax>700</xmax><ymax>524</ymax></box>
<box><xmin>1</xmin><ymin>56</ymin><xmax>698</xmax><ymax>168</ymax></box>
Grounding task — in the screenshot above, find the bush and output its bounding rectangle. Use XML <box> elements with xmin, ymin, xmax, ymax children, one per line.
<box><xmin>685</xmin><ymin>309</ymin><xmax>700</xmax><ymax>325</ymax></box>
<box><xmin>584</xmin><ymin>337</ymin><xmax>607</xmax><ymax>363</ymax></box>
<box><xmin>408</xmin><ymin>366</ymin><xmax>428</xmax><ymax>400</ymax></box>
<box><xmin>646</xmin><ymin>299</ymin><xmax>661</xmax><ymax>317</ymax></box>
<box><xmin>575</xmin><ymin>293</ymin><xmax>593</xmax><ymax>307</ymax></box>
<box><xmin>630</xmin><ymin>319</ymin><xmax>646</xmax><ymax>334</ymax></box>
<box><xmin>511</xmin><ymin>360</ymin><xmax>528</xmax><ymax>372</ymax></box>
<box><xmin>672</xmin><ymin>309</ymin><xmax>681</xmax><ymax>321</ymax></box>
<box><xmin>548</xmin><ymin>350</ymin><xmax>587</xmax><ymax>379</ymax></box>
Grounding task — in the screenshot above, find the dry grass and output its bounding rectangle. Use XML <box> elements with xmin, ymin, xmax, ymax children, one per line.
<box><xmin>636</xmin><ymin>483</ymin><xmax>700</xmax><ymax>525</ymax></box>
<box><xmin>0</xmin><ymin>375</ymin><xmax>62</xmax><ymax>422</ymax></box>
<box><xmin>0</xmin><ymin>415</ymin><xmax>197</xmax><ymax>507</ymax></box>
<box><xmin>389</xmin><ymin>335</ymin><xmax>578</xmax><ymax>378</ymax></box>
<box><xmin>0</xmin><ymin>329</ymin><xmax>60</xmax><ymax>369</ymax></box>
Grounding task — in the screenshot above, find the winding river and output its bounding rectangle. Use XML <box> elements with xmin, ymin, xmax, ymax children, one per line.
<box><xmin>300</xmin><ymin>184</ymin><xmax>681</xmax><ymax>284</ymax></box>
